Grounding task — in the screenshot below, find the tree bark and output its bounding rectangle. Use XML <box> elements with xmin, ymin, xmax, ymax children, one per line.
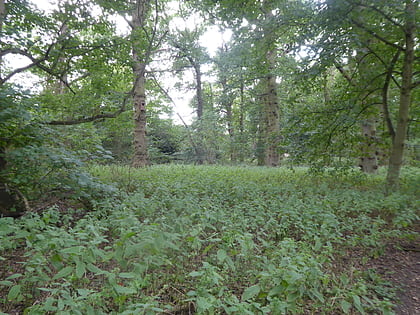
<box><xmin>193</xmin><ymin>62</ymin><xmax>204</xmax><ymax>120</ymax></box>
<box><xmin>220</xmin><ymin>76</ymin><xmax>235</xmax><ymax>162</ymax></box>
<box><xmin>386</xmin><ymin>0</ymin><xmax>416</xmax><ymax>192</ymax></box>
<box><xmin>131</xmin><ymin>0</ymin><xmax>150</xmax><ymax>168</ymax></box>
<box><xmin>238</xmin><ymin>79</ymin><xmax>245</xmax><ymax>163</ymax></box>
<box><xmin>190</xmin><ymin>60</ymin><xmax>205</xmax><ymax>164</ymax></box>
<box><xmin>263</xmin><ymin>49</ymin><xmax>280</xmax><ymax>167</ymax></box>
<box><xmin>359</xmin><ymin>118</ymin><xmax>378</xmax><ymax>173</ymax></box>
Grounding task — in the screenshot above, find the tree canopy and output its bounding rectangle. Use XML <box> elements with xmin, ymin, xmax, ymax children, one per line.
<box><xmin>0</xmin><ymin>0</ymin><xmax>418</xmax><ymax>214</ymax></box>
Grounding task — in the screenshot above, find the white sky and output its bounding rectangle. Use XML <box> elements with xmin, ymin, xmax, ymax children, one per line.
<box><xmin>9</xmin><ymin>0</ymin><xmax>231</xmax><ymax>124</ymax></box>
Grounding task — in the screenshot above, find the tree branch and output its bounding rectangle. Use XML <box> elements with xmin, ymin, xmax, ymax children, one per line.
<box><xmin>348</xmin><ymin>1</ymin><xmax>404</xmax><ymax>29</ymax></box>
<box><xmin>350</xmin><ymin>18</ymin><xmax>404</xmax><ymax>51</ymax></box>
<box><xmin>46</xmin><ymin>90</ymin><xmax>132</xmax><ymax>125</ymax></box>
<box><xmin>382</xmin><ymin>50</ymin><xmax>400</xmax><ymax>141</ymax></box>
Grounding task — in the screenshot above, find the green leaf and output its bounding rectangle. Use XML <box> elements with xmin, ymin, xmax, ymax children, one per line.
<box><xmin>61</xmin><ymin>246</ymin><xmax>84</xmax><ymax>254</ymax></box>
<box><xmin>119</xmin><ymin>272</ymin><xmax>136</xmax><ymax>279</ymax></box>
<box><xmin>7</xmin><ymin>285</ymin><xmax>21</xmax><ymax>300</ymax></box>
<box><xmin>196</xmin><ymin>297</ymin><xmax>212</xmax><ymax>311</ymax></box>
<box><xmin>353</xmin><ymin>295</ymin><xmax>365</xmax><ymax>314</ymax></box>
<box><xmin>0</xmin><ymin>280</ymin><xmax>13</xmax><ymax>286</ymax></box>
<box><xmin>75</xmin><ymin>261</ymin><xmax>86</xmax><ymax>279</ymax></box>
<box><xmin>86</xmin><ymin>263</ymin><xmax>105</xmax><ymax>275</ymax></box>
<box><xmin>77</xmin><ymin>289</ymin><xmax>90</xmax><ymax>297</ymax></box>
<box><xmin>310</xmin><ymin>288</ymin><xmax>325</xmax><ymax>302</ymax></box>
<box><xmin>340</xmin><ymin>300</ymin><xmax>352</xmax><ymax>313</ymax></box>
<box><xmin>53</xmin><ymin>266</ymin><xmax>73</xmax><ymax>280</ymax></box>
<box><xmin>113</xmin><ymin>285</ymin><xmax>136</xmax><ymax>295</ymax></box>
<box><xmin>217</xmin><ymin>249</ymin><xmax>227</xmax><ymax>262</ymax></box>
<box><xmin>241</xmin><ymin>284</ymin><xmax>261</xmax><ymax>301</ymax></box>
<box><xmin>188</xmin><ymin>271</ymin><xmax>203</xmax><ymax>277</ymax></box>
<box><xmin>6</xmin><ymin>273</ymin><xmax>22</xmax><ymax>280</ymax></box>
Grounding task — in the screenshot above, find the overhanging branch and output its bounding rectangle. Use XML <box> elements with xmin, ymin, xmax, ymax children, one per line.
<box><xmin>46</xmin><ymin>90</ymin><xmax>132</xmax><ymax>125</ymax></box>
<box><xmin>350</xmin><ymin>18</ymin><xmax>404</xmax><ymax>51</ymax></box>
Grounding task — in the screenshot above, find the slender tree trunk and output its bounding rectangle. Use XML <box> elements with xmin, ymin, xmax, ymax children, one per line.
<box><xmin>55</xmin><ymin>23</ymin><xmax>68</xmax><ymax>95</ymax></box>
<box><xmin>238</xmin><ymin>80</ymin><xmax>245</xmax><ymax>163</ymax></box>
<box><xmin>0</xmin><ymin>0</ymin><xmax>5</xmax><ymax>70</ymax></box>
<box><xmin>0</xmin><ymin>0</ymin><xmax>10</xmax><ymax>214</ymax></box>
<box><xmin>131</xmin><ymin>0</ymin><xmax>149</xmax><ymax>168</ymax></box>
<box><xmin>193</xmin><ymin>62</ymin><xmax>203</xmax><ymax>120</ymax></box>
<box><xmin>226</xmin><ymin>102</ymin><xmax>234</xmax><ymax>162</ymax></box>
<box><xmin>256</xmin><ymin>122</ymin><xmax>265</xmax><ymax>166</ymax></box>
<box><xmin>191</xmin><ymin>61</ymin><xmax>205</xmax><ymax>164</ymax></box>
<box><xmin>220</xmin><ymin>77</ymin><xmax>235</xmax><ymax>162</ymax></box>
<box><xmin>386</xmin><ymin>0</ymin><xmax>416</xmax><ymax>192</ymax></box>
<box><xmin>359</xmin><ymin>118</ymin><xmax>378</xmax><ymax>173</ymax></box>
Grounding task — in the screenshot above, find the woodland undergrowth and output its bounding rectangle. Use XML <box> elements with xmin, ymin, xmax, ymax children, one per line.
<box><xmin>0</xmin><ymin>165</ymin><xmax>418</xmax><ymax>314</ymax></box>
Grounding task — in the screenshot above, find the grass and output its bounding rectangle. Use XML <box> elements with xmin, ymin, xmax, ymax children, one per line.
<box><xmin>0</xmin><ymin>165</ymin><xmax>418</xmax><ymax>314</ymax></box>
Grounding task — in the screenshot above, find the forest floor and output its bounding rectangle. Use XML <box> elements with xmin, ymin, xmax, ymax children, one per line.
<box><xmin>0</xmin><ymin>165</ymin><xmax>419</xmax><ymax>314</ymax></box>
<box><xmin>369</xmin><ymin>227</ymin><xmax>420</xmax><ymax>315</ymax></box>
<box><xmin>0</xmin><ymin>222</ymin><xmax>419</xmax><ymax>314</ymax></box>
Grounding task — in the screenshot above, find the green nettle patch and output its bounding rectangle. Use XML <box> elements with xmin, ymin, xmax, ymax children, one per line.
<box><xmin>0</xmin><ymin>165</ymin><xmax>418</xmax><ymax>314</ymax></box>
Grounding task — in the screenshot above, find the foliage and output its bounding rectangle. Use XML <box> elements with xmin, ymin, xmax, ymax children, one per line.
<box><xmin>0</xmin><ymin>85</ymin><xmax>114</xmax><ymax>202</ymax></box>
<box><xmin>1</xmin><ymin>165</ymin><xmax>417</xmax><ymax>313</ymax></box>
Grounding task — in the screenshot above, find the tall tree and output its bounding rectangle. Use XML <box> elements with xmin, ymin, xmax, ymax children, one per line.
<box><xmin>308</xmin><ymin>0</ymin><xmax>419</xmax><ymax>190</ymax></box>
<box><xmin>190</xmin><ymin>0</ymin><xmax>308</xmax><ymax>166</ymax></box>
<box><xmin>386</xmin><ymin>0</ymin><xmax>417</xmax><ymax>192</ymax></box>
<box><xmin>168</xmin><ymin>25</ymin><xmax>211</xmax><ymax>163</ymax></box>
<box><xmin>131</xmin><ymin>0</ymin><xmax>152</xmax><ymax>167</ymax></box>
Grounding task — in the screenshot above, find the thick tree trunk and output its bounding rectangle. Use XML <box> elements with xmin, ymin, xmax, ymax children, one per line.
<box><xmin>131</xmin><ymin>0</ymin><xmax>149</xmax><ymax>168</ymax></box>
<box><xmin>261</xmin><ymin>8</ymin><xmax>280</xmax><ymax>167</ymax></box>
<box><xmin>386</xmin><ymin>0</ymin><xmax>416</xmax><ymax>192</ymax></box>
<box><xmin>132</xmin><ymin>63</ymin><xmax>149</xmax><ymax>167</ymax></box>
<box><xmin>263</xmin><ymin>49</ymin><xmax>280</xmax><ymax>167</ymax></box>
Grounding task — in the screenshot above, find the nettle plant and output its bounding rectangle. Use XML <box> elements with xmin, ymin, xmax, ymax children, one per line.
<box><xmin>1</xmin><ymin>165</ymin><xmax>416</xmax><ymax>314</ymax></box>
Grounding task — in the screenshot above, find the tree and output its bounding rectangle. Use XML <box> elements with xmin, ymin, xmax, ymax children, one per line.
<box><xmin>385</xmin><ymin>0</ymin><xmax>417</xmax><ymax>192</ymax></box>
<box><xmin>168</xmin><ymin>22</ymin><xmax>213</xmax><ymax>164</ymax></box>
<box><xmin>0</xmin><ymin>0</ymin><xmax>123</xmax><ymax>214</ymax></box>
<box><xmin>306</xmin><ymin>0</ymin><xmax>418</xmax><ymax>190</ymax></box>
<box><xmin>189</xmin><ymin>0</ymin><xmax>310</xmax><ymax>166</ymax></box>
<box><xmin>130</xmin><ymin>0</ymin><xmax>152</xmax><ymax>167</ymax></box>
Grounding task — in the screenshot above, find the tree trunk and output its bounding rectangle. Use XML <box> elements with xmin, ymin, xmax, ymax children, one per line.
<box><xmin>131</xmin><ymin>0</ymin><xmax>149</xmax><ymax>168</ymax></box>
<box><xmin>132</xmin><ymin>64</ymin><xmax>149</xmax><ymax>167</ymax></box>
<box><xmin>359</xmin><ymin>118</ymin><xmax>378</xmax><ymax>173</ymax></box>
<box><xmin>238</xmin><ymin>80</ymin><xmax>245</xmax><ymax>163</ymax></box>
<box><xmin>263</xmin><ymin>49</ymin><xmax>280</xmax><ymax>167</ymax></box>
<box><xmin>386</xmin><ymin>0</ymin><xmax>416</xmax><ymax>192</ymax></box>
<box><xmin>256</xmin><ymin>122</ymin><xmax>265</xmax><ymax>166</ymax></box>
<box><xmin>191</xmin><ymin>61</ymin><xmax>205</xmax><ymax>164</ymax></box>
<box><xmin>220</xmin><ymin>77</ymin><xmax>235</xmax><ymax>162</ymax></box>
<box><xmin>193</xmin><ymin>62</ymin><xmax>203</xmax><ymax>120</ymax></box>
<box><xmin>261</xmin><ymin>9</ymin><xmax>280</xmax><ymax>167</ymax></box>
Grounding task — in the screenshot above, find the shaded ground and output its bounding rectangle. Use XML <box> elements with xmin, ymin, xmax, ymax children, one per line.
<box><xmin>369</xmin><ymin>234</ymin><xmax>420</xmax><ymax>315</ymax></box>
